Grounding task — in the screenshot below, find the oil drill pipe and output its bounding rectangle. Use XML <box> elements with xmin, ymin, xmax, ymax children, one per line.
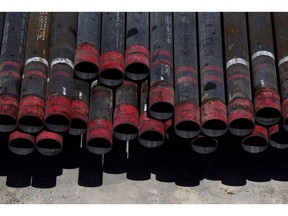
<box><xmin>113</xmin><ymin>80</ymin><xmax>138</xmax><ymax>141</ymax></box>
<box><xmin>173</xmin><ymin>12</ymin><xmax>201</xmax><ymax>139</ymax></box>
<box><xmin>125</xmin><ymin>12</ymin><xmax>150</xmax><ymax>81</ymax></box>
<box><xmin>36</xmin><ymin>130</ymin><xmax>63</xmax><ymax>156</ymax></box>
<box><xmin>0</xmin><ymin>12</ymin><xmax>29</xmax><ymax>132</ymax></box>
<box><xmin>198</xmin><ymin>12</ymin><xmax>228</xmax><ymax>137</ymax></box>
<box><xmin>8</xmin><ymin>130</ymin><xmax>35</xmax><ymax>156</ymax></box>
<box><xmin>74</xmin><ymin>12</ymin><xmax>101</xmax><ymax>80</ymax></box>
<box><xmin>44</xmin><ymin>12</ymin><xmax>78</xmax><ymax>132</ymax></box>
<box><xmin>0</xmin><ymin>13</ymin><xmax>5</xmax><ymax>49</ymax></box>
<box><xmin>223</xmin><ymin>12</ymin><xmax>255</xmax><ymax>136</ymax></box>
<box><xmin>269</xmin><ymin>122</ymin><xmax>288</xmax><ymax>149</ymax></box>
<box><xmin>99</xmin><ymin>12</ymin><xmax>125</xmax><ymax>86</ymax></box>
<box><xmin>191</xmin><ymin>135</ymin><xmax>218</xmax><ymax>154</ymax></box>
<box><xmin>248</xmin><ymin>12</ymin><xmax>281</xmax><ymax>126</ymax></box>
<box><xmin>86</xmin><ymin>80</ymin><xmax>113</xmax><ymax>155</ymax></box>
<box><xmin>18</xmin><ymin>12</ymin><xmax>53</xmax><ymax>133</ymax></box>
<box><xmin>138</xmin><ymin>80</ymin><xmax>165</xmax><ymax>148</ymax></box>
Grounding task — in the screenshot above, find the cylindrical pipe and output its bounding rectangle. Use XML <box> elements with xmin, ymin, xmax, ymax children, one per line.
<box><xmin>164</xmin><ymin>118</ymin><xmax>186</xmax><ymax>143</ymax></box>
<box><xmin>45</xmin><ymin>12</ymin><xmax>78</xmax><ymax>132</ymax></box>
<box><xmin>248</xmin><ymin>12</ymin><xmax>281</xmax><ymax>126</ymax></box>
<box><xmin>242</xmin><ymin>124</ymin><xmax>269</xmax><ymax>153</ymax></box>
<box><xmin>149</xmin><ymin>12</ymin><xmax>174</xmax><ymax>120</ymax></box>
<box><xmin>86</xmin><ymin>80</ymin><xmax>113</xmax><ymax>154</ymax></box>
<box><xmin>125</xmin><ymin>12</ymin><xmax>150</xmax><ymax>81</ymax></box>
<box><xmin>273</xmin><ymin>13</ymin><xmax>288</xmax><ymax>131</ymax></box>
<box><xmin>74</xmin><ymin>12</ymin><xmax>101</xmax><ymax>80</ymax></box>
<box><xmin>198</xmin><ymin>12</ymin><xmax>228</xmax><ymax>137</ymax></box>
<box><xmin>223</xmin><ymin>12</ymin><xmax>255</xmax><ymax>136</ymax></box>
<box><xmin>173</xmin><ymin>12</ymin><xmax>201</xmax><ymax>138</ymax></box>
<box><xmin>269</xmin><ymin>122</ymin><xmax>288</xmax><ymax>149</ymax></box>
<box><xmin>0</xmin><ymin>12</ymin><xmax>29</xmax><ymax>132</ymax></box>
<box><xmin>69</xmin><ymin>79</ymin><xmax>90</xmax><ymax>135</ymax></box>
<box><xmin>99</xmin><ymin>12</ymin><xmax>125</xmax><ymax>86</ymax></box>
<box><xmin>138</xmin><ymin>80</ymin><xmax>164</xmax><ymax>148</ymax></box>
<box><xmin>0</xmin><ymin>13</ymin><xmax>5</xmax><ymax>49</ymax></box>
<box><xmin>113</xmin><ymin>80</ymin><xmax>138</xmax><ymax>141</ymax></box>
<box><xmin>191</xmin><ymin>135</ymin><xmax>218</xmax><ymax>154</ymax></box>
<box><xmin>18</xmin><ymin>12</ymin><xmax>53</xmax><ymax>133</ymax></box>
<box><xmin>36</xmin><ymin>130</ymin><xmax>63</xmax><ymax>156</ymax></box>
<box><xmin>8</xmin><ymin>130</ymin><xmax>35</xmax><ymax>155</ymax></box>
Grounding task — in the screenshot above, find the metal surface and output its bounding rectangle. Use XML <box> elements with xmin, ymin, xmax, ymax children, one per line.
<box><xmin>8</xmin><ymin>130</ymin><xmax>35</xmax><ymax>155</ymax></box>
<box><xmin>36</xmin><ymin>130</ymin><xmax>63</xmax><ymax>156</ymax></box>
<box><xmin>99</xmin><ymin>12</ymin><xmax>125</xmax><ymax>86</ymax></box>
<box><xmin>248</xmin><ymin>12</ymin><xmax>281</xmax><ymax>126</ymax></box>
<box><xmin>198</xmin><ymin>12</ymin><xmax>228</xmax><ymax>137</ymax></box>
<box><xmin>223</xmin><ymin>12</ymin><xmax>255</xmax><ymax>136</ymax></box>
<box><xmin>174</xmin><ymin>12</ymin><xmax>200</xmax><ymax>138</ymax></box>
<box><xmin>191</xmin><ymin>135</ymin><xmax>218</xmax><ymax>154</ymax></box>
<box><xmin>125</xmin><ymin>12</ymin><xmax>150</xmax><ymax>81</ymax></box>
<box><xmin>269</xmin><ymin>122</ymin><xmax>288</xmax><ymax>149</ymax></box>
<box><xmin>74</xmin><ymin>12</ymin><xmax>101</xmax><ymax>80</ymax></box>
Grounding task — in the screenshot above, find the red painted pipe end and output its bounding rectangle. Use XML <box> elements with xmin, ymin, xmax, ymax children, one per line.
<box><xmin>69</xmin><ymin>99</ymin><xmax>89</xmax><ymax>136</ymax></box>
<box><xmin>74</xmin><ymin>43</ymin><xmax>100</xmax><ymax>80</ymax></box>
<box><xmin>164</xmin><ymin>118</ymin><xmax>186</xmax><ymax>143</ymax></box>
<box><xmin>9</xmin><ymin>130</ymin><xmax>35</xmax><ymax>156</ymax></box>
<box><xmin>242</xmin><ymin>124</ymin><xmax>268</xmax><ymax>153</ymax></box>
<box><xmin>174</xmin><ymin>102</ymin><xmax>201</xmax><ymax>138</ymax></box>
<box><xmin>125</xmin><ymin>45</ymin><xmax>150</xmax><ymax>81</ymax></box>
<box><xmin>113</xmin><ymin>104</ymin><xmax>139</xmax><ymax>141</ymax></box>
<box><xmin>0</xmin><ymin>94</ymin><xmax>18</xmax><ymax>132</ymax></box>
<box><xmin>17</xmin><ymin>96</ymin><xmax>45</xmax><ymax>133</ymax></box>
<box><xmin>191</xmin><ymin>135</ymin><xmax>218</xmax><ymax>154</ymax></box>
<box><xmin>86</xmin><ymin>118</ymin><xmax>113</xmax><ymax>155</ymax></box>
<box><xmin>45</xmin><ymin>95</ymin><xmax>71</xmax><ymax>132</ymax></box>
<box><xmin>36</xmin><ymin>130</ymin><xmax>63</xmax><ymax>156</ymax></box>
<box><xmin>149</xmin><ymin>82</ymin><xmax>174</xmax><ymax>120</ymax></box>
<box><xmin>282</xmin><ymin>99</ymin><xmax>288</xmax><ymax>131</ymax></box>
<box><xmin>254</xmin><ymin>88</ymin><xmax>281</xmax><ymax>126</ymax></box>
<box><xmin>138</xmin><ymin>112</ymin><xmax>164</xmax><ymax>148</ymax></box>
<box><xmin>99</xmin><ymin>51</ymin><xmax>124</xmax><ymax>86</ymax></box>
<box><xmin>228</xmin><ymin>98</ymin><xmax>255</xmax><ymax>136</ymax></box>
<box><xmin>201</xmin><ymin>99</ymin><xmax>228</xmax><ymax>137</ymax></box>
<box><xmin>269</xmin><ymin>123</ymin><xmax>288</xmax><ymax>149</ymax></box>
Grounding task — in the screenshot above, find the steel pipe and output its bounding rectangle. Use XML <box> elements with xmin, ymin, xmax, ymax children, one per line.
<box><xmin>191</xmin><ymin>135</ymin><xmax>218</xmax><ymax>154</ymax></box>
<box><xmin>36</xmin><ymin>130</ymin><xmax>63</xmax><ymax>156</ymax></box>
<box><xmin>269</xmin><ymin>122</ymin><xmax>288</xmax><ymax>149</ymax></box>
<box><xmin>8</xmin><ymin>130</ymin><xmax>35</xmax><ymax>155</ymax></box>
<box><xmin>74</xmin><ymin>12</ymin><xmax>101</xmax><ymax>80</ymax></box>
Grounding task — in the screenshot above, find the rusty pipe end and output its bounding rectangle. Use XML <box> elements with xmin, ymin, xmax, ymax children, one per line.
<box><xmin>242</xmin><ymin>125</ymin><xmax>268</xmax><ymax>153</ymax></box>
<box><xmin>201</xmin><ymin>100</ymin><xmax>228</xmax><ymax>137</ymax></box>
<box><xmin>99</xmin><ymin>51</ymin><xmax>124</xmax><ymax>86</ymax></box>
<box><xmin>74</xmin><ymin>43</ymin><xmax>99</xmax><ymax>80</ymax></box>
<box><xmin>174</xmin><ymin>103</ymin><xmax>201</xmax><ymax>138</ymax></box>
<box><xmin>86</xmin><ymin>119</ymin><xmax>113</xmax><ymax>155</ymax></box>
<box><xmin>45</xmin><ymin>95</ymin><xmax>71</xmax><ymax>132</ymax></box>
<box><xmin>149</xmin><ymin>82</ymin><xmax>174</xmax><ymax>120</ymax></box>
<box><xmin>69</xmin><ymin>100</ymin><xmax>89</xmax><ymax>136</ymax></box>
<box><xmin>254</xmin><ymin>88</ymin><xmax>281</xmax><ymax>126</ymax></box>
<box><xmin>125</xmin><ymin>45</ymin><xmax>150</xmax><ymax>81</ymax></box>
<box><xmin>17</xmin><ymin>96</ymin><xmax>45</xmax><ymax>134</ymax></box>
<box><xmin>228</xmin><ymin>98</ymin><xmax>255</xmax><ymax>136</ymax></box>
<box><xmin>0</xmin><ymin>95</ymin><xmax>18</xmax><ymax>132</ymax></box>
<box><xmin>164</xmin><ymin>118</ymin><xmax>186</xmax><ymax>143</ymax></box>
<box><xmin>269</xmin><ymin>124</ymin><xmax>288</xmax><ymax>149</ymax></box>
<box><xmin>191</xmin><ymin>135</ymin><xmax>218</xmax><ymax>154</ymax></box>
<box><xmin>8</xmin><ymin>130</ymin><xmax>35</xmax><ymax>156</ymax></box>
<box><xmin>138</xmin><ymin>112</ymin><xmax>164</xmax><ymax>148</ymax></box>
<box><xmin>36</xmin><ymin>130</ymin><xmax>63</xmax><ymax>156</ymax></box>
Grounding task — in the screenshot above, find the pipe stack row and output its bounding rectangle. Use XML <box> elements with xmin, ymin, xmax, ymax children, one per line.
<box><xmin>1</xmin><ymin>12</ymin><xmax>288</xmax><ymax>158</ymax></box>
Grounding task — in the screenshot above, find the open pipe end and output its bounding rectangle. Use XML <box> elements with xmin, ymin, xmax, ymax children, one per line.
<box><xmin>69</xmin><ymin>118</ymin><xmax>87</xmax><ymax>136</ymax></box>
<box><xmin>175</xmin><ymin>120</ymin><xmax>201</xmax><ymax>139</ymax></box>
<box><xmin>255</xmin><ymin>107</ymin><xmax>281</xmax><ymax>126</ymax></box>
<box><xmin>138</xmin><ymin>131</ymin><xmax>164</xmax><ymax>148</ymax></box>
<box><xmin>125</xmin><ymin>63</ymin><xmax>149</xmax><ymax>81</ymax></box>
<box><xmin>202</xmin><ymin>119</ymin><xmax>228</xmax><ymax>137</ymax></box>
<box><xmin>86</xmin><ymin>138</ymin><xmax>112</xmax><ymax>155</ymax></box>
<box><xmin>18</xmin><ymin>116</ymin><xmax>44</xmax><ymax>134</ymax></box>
<box><xmin>0</xmin><ymin>115</ymin><xmax>17</xmax><ymax>132</ymax></box>
<box><xmin>191</xmin><ymin>136</ymin><xmax>218</xmax><ymax>154</ymax></box>
<box><xmin>242</xmin><ymin>136</ymin><xmax>268</xmax><ymax>153</ymax></box>
<box><xmin>45</xmin><ymin>114</ymin><xmax>71</xmax><ymax>133</ymax></box>
<box><xmin>36</xmin><ymin>138</ymin><xmax>62</xmax><ymax>156</ymax></box>
<box><xmin>99</xmin><ymin>69</ymin><xmax>123</xmax><ymax>87</ymax></box>
<box><xmin>9</xmin><ymin>138</ymin><xmax>35</xmax><ymax>156</ymax></box>
<box><xmin>74</xmin><ymin>62</ymin><xmax>98</xmax><ymax>80</ymax></box>
<box><xmin>269</xmin><ymin>131</ymin><xmax>288</xmax><ymax>149</ymax></box>
<box><xmin>149</xmin><ymin>102</ymin><xmax>174</xmax><ymax>120</ymax></box>
<box><xmin>113</xmin><ymin>124</ymin><xmax>138</xmax><ymax>141</ymax></box>
<box><xmin>229</xmin><ymin>118</ymin><xmax>255</xmax><ymax>137</ymax></box>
